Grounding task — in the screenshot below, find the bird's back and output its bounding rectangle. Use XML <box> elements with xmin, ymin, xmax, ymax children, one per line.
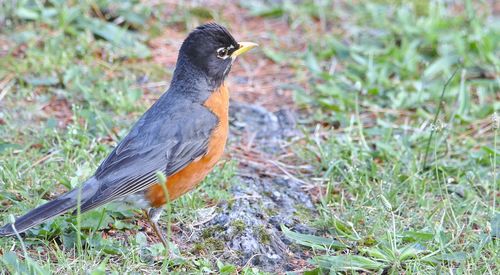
<box><xmin>146</xmin><ymin>84</ymin><xmax>230</xmax><ymax>206</ymax></box>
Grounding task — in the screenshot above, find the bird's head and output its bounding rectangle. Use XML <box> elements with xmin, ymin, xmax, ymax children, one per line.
<box><xmin>177</xmin><ymin>23</ymin><xmax>258</xmax><ymax>87</ymax></box>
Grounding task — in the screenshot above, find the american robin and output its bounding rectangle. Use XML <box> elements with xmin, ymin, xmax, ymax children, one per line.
<box><xmin>0</xmin><ymin>23</ymin><xmax>257</xmax><ymax>246</ymax></box>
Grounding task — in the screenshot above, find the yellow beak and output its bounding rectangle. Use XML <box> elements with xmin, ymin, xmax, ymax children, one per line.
<box><xmin>231</xmin><ymin>42</ymin><xmax>259</xmax><ymax>58</ymax></box>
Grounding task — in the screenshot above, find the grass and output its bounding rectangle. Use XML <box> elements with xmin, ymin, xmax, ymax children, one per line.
<box><xmin>0</xmin><ymin>0</ymin><xmax>498</xmax><ymax>274</ymax></box>
<box><xmin>278</xmin><ymin>0</ymin><xmax>499</xmax><ymax>273</ymax></box>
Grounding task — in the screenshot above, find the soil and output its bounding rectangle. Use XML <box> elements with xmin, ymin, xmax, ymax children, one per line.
<box><xmin>149</xmin><ymin>2</ymin><xmax>305</xmax><ymax>112</ymax></box>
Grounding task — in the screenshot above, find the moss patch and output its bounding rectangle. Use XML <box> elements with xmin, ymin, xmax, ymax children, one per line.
<box><xmin>230</xmin><ymin>220</ymin><xmax>246</xmax><ymax>232</ymax></box>
<box><xmin>256</xmin><ymin>225</ymin><xmax>271</xmax><ymax>245</ymax></box>
<box><xmin>201</xmin><ymin>225</ymin><xmax>225</xmax><ymax>239</ymax></box>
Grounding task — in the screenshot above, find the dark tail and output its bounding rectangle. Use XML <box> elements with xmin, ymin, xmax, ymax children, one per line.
<box><xmin>0</xmin><ymin>178</ymin><xmax>99</xmax><ymax>236</ymax></box>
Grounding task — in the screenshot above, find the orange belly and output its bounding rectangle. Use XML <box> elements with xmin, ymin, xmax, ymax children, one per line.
<box><xmin>146</xmin><ymin>84</ymin><xmax>229</xmax><ymax>207</ymax></box>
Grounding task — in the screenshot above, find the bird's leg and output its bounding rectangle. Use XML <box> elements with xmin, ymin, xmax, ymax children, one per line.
<box><xmin>143</xmin><ymin>207</ymin><xmax>168</xmax><ymax>249</ymax></box>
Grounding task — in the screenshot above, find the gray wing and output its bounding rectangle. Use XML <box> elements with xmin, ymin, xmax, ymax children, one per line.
<box><xmin>79</xmin><ymin>100</ymin><xmax>218</xmax><ymax>212</ymax></box>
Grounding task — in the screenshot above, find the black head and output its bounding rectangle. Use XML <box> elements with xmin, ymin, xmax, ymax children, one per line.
<box><xmin>177</xmin><ymin>23</ymin><xmax>257</xmax><ymax>88</ymax></box>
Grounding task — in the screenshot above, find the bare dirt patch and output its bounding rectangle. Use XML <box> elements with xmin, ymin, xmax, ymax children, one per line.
<box><xmin>148</xmin><ymin>2</ymin><xmax>303</xmax><ymax>111</ymax></box>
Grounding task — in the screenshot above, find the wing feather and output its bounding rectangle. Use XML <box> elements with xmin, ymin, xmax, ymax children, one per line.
<box><xmin>79</xmin><ymin>99</ymin><xmax>217</xmax><ymax>212</ymax></box>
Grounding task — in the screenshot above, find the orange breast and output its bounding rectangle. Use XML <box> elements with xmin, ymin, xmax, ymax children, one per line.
<box><xmin>146</xmin><ymin>84</ymin><xmax>229</xmax><ymax>207</ymax></box>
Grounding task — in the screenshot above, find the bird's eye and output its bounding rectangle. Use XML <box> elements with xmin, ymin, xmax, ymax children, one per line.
<box><xmin>216</xmin><ymin>47</ymin><xmax>229</xmax><ymax>59</ymax></box>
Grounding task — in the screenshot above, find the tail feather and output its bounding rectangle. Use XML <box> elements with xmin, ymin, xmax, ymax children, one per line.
<box><xmin>0</xmin><ymin>196</ymin><xmax>76</xmax><ymax>236</ymax></box>
<box><xmin>0</xmin><ymin>177</ymin><xmax>99</xmax><ymax>236</ymax></box>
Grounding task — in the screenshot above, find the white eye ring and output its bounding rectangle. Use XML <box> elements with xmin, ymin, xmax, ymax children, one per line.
<box><xmin>217</xmin><ymin>47</ymin><xmax>229</xmax><ymax>59</ymax></box>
